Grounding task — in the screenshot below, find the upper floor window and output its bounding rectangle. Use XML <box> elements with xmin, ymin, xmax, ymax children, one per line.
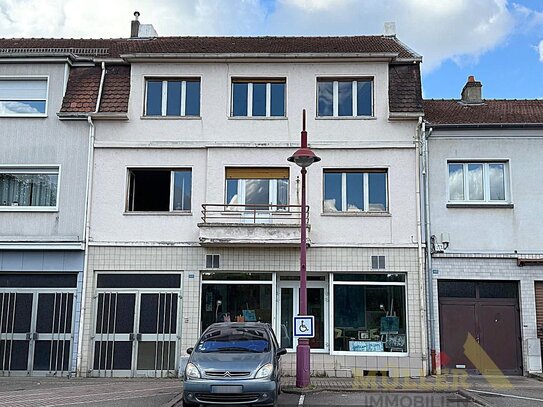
<box><xmin>448</xmin><ymin>162</ymin><xmax>508</xmax><ymax>202</ymax></box>
<box><xmin>145</xmin><ymin>79</ymin><xmax>200</xmax><ymax>117</ymax></box>
<box><xmin>0</xmin><ymin>79</ymin><xmax>47</xmax><ymax>117</ymax></box>
<box><xmin>225</xmin><ymin>167</ymin><xmax>288</xmax><ymax>208</ymax></box>
<box><xmin>0</xmin><ymin>167</ymin><xmax>59</xmax><ymax>210</ymax></box>
<box><xmin>317</xmin><ymin>78</ymin><xmax>373</xmax><ymax>117</ymax></box>
<box><xmin>127</xmin><ymin>168</ymin><xmax>191</xmax><ymax>212</ymax></box>
<box><xmin>324</xmin><ymin>169</ymin><xmax>387</xmax><ymax>212</ymax></box>
<box><xmin>231</xmin><ymin>79</ymin><xmax>286</xmax><ymax>117</ymax></box>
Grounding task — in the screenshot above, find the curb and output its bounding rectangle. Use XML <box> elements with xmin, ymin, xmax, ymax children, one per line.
<box><xmin>282</xmin><ymin>386</ymin><xmax>463</xmax><ymax>395</ymax></box>
<box><xmin>458</xmin><ymin>389</ymin><xmax>495</xmax><ymax>407</ymax></box>
<box><xmin>528</xmin><ymin>373</ymin><xmax>543</xmax><ymax>382</ymax></box>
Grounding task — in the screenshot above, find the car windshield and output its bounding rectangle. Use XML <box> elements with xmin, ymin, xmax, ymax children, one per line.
<box><xmin>197</xmin><ymin>328</ymin><xmax>270</xmax><ymax>353</ymax></box>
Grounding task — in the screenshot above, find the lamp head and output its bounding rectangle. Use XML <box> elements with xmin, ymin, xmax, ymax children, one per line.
<box><xmin>287</xmin><ymin>147</ymin><xmax>321</xmax><ymax>168</ymax></box>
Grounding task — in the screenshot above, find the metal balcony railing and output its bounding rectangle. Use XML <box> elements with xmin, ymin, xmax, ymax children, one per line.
<box><xmin>200</xmin><ymin>203</ymin><xmax>309</xmax><ymax>225</ymax></box>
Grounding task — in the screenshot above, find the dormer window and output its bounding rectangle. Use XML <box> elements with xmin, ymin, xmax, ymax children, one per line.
<box><xmin>317</xmin><ymin>78</ymin><xmax>373</xmax><ymax>117</ymax></box>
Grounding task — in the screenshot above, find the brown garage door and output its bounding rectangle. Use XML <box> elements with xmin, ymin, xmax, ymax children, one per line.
<box><xmin>438</xmin><ymin>281</ymin><xmax>522</xmax><ymax>375</ymax></box>
<box><xmin>536</xmin><ymin>282</ymin><xmax>543</xmax><ymax>368</ymax></box>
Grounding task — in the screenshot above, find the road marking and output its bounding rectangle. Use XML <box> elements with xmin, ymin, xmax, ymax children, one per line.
<box><xmin>466</xmin><ymin>389</ymin><xmax>543</xmax><ymax>403</ymax></box>
<box><xmin>298</xmin><ymin>394</ymin><xmax>305</xmax><ymax>406</ymax></box>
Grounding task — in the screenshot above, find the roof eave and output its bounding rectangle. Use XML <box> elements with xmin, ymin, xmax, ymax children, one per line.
<box><xmin>120</xmin><ymin>52</ymin><xmax>399</xmax><ymax>63</ymax></box>
<box><xmin>428</xmin><ymin>123</ymin><xmax>543</xmax><ymax>130</ymax></box>
<box><xmin>90</xmin><ymin>112</ymin><xmax>129</xmax><ymax>120</ymax></box>
<box><xmin>57</xmin><ymin>112</ymin><xmax>89</xmax><ymax>120</ymax></box>
<box><xmin>389</xmin><ymin>111</ymin><xmax>424</xmax><ymax>120</ymax></box>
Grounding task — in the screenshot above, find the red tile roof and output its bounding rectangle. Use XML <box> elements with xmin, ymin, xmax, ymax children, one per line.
<box><xmin>423</xmin><ymin>100</ymin><xmax>543</xmax><ymax>125</ymax></box>
<box><xmin>60</xmin><ymin>66</ymin><xmax>101</xmax><ymax>113</ymax></box>
<box><xmin>60</xmin><ymin>65</ymin><xmax>130</xmax><ymax>114</ymax></box>
<box><xmin>389</xmin><ymin>64</ymin><xmax>423</xmax><ymax>114</ymax></box>
<box><xmin>99</xmin><ymin>65</ymin><xmax>130</xmax><ymax>113</ymax></box>
<box><xmin>0</xmin><ymin>36</ymin><xmax>419</xmax><ymax>59</ymax></box>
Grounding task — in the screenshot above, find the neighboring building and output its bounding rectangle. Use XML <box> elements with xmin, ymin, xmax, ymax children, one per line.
<box><xmin>0</xmin><ymin>27</ymin><xmax>427</xmax><ymax>378</ymax></box>
<box><xmin>0</xmin><ymin>46</ymin><xmax>90</xmax><ymax>376</ymax></box>
<box><xmin>423</xmin><ymin>77</ymin><xmax>543</xmax><ymax>376</ymax></box>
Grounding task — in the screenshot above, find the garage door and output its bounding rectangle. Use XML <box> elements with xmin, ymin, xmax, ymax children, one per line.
<box><xmin>438</xmin><ymin>280</ymin><xmax>522</xmax><ymax>375</ymax></box>
<box><xmin>536</xmin><ymin>282</ymin><xmax>543</xmax><ymax>369</ymax></box>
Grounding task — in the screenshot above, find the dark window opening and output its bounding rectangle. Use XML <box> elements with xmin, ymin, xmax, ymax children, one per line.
<box><xmin>128</xmin><ymin>169</ymin><xmax>191</xmax><ymax>212</ymax></box>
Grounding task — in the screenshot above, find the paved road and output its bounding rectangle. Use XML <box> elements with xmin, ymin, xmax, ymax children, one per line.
<box><xmin>0</xmin><ymin>378</ymin><xmax>180</xmax><ymax>407</ymax></box>
<box><xmin>463</xmin><ymin>388</ymin><xmax>543</xmax><ymax>407</ymax></box>
<box><xmin>170</xmin><ymin>391</ymin><xmax>478</xmax><ymax>406</ymax></box>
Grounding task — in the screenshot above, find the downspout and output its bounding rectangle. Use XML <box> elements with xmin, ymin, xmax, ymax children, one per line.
<box><xmin>422</xmin><ymin>124</ymin><xmax>437</xmax><ymax>374</ymax></box>
<box><xmin>415</xmin><ymin>117</ymin><xmax>428</xmax><ymax>375</ymax></box>
<box><xmin>76</xmin><ymin>61</ymin><xmax>106</xmax><ymax>377</ymax></box>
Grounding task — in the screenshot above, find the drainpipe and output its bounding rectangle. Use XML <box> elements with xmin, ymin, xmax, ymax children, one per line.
<box><xmin>415</xmin><ymin>117</ymin><xmax>429</xmax><ymax>376</ymax></box>
<box><xmin>422</xmin><ymin>123</ymin><xmax>437</xmax><ymax>374</ymax></box>
<box><xmin>76</xmin><ymin>61</ymin><xmax>106</xmax><ymax>377</ymax></box>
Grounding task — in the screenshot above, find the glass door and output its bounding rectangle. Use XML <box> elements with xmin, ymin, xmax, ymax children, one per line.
<box><xmin>33</xmin><ymin>292</ymin><xmax>74</xmax><ymax>375</ymax></box>
<box><xmin>0</xmin><ymin>292</ymin><xmax>33</xmax><ymax>375</ymax></box>
<box><xmin>93</xmin><ymin>292</ymin><xmax>136</xmax><ymax>377</ymax></box>
<box><xmin>136</xmin><ymin>292</ymin><xmax>178</xmax><ymax>377</ymax></box>
<box><xmin>278</xmin><ymin>279</ymin><xmax>328</xmax><ymax>352</ymax></box>
<box><xmin>93</xmin><ymin>288</ymin><xmax>181</xmax><ymax>377</ymax></box>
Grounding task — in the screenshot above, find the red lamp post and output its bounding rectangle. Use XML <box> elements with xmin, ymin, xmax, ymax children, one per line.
<box><xmin>287</xmin><ymin>110</ymin><xmax>320</xmax><ymax>388</ymax></box>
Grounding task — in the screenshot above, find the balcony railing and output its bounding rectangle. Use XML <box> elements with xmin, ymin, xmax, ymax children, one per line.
<box><xmin>200</xmin><ymin>203</ymin><xmax>309</xmax><ymax>225</ymax></box>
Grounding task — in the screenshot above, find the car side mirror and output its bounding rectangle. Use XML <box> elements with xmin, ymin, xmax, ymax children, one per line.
<box><xmin>186</xmin><ymin>347</ymin><xmax>193</xmax><ymax>355</ymax></box>
<box><xmin>277</xmin><ymin>347</ymin><xmax>287</xmax><ymax>357</ymax></box>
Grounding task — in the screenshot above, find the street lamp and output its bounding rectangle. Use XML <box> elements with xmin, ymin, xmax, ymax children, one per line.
<box><xmin>287</xmin><ymin>109</ymin><xmax>320</xmax><ymax>388</ymax></box>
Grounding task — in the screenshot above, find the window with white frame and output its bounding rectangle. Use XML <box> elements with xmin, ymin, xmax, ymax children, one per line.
<box><xmin>0</xmin><ymin>167</ymin><xmax>59</xmax><ymax>209</ymax></box>
<box><xmin>323</xmin><ymin>169</ymin><xmax>387</xmax><ymax>212</ymax></box>
<box><xmin>127</xmin><ymin>168</ymin><xmax>191</xmax><ymax>212</ymax></box>
<box><xmin>0</xmin><ymin>79</ymin><xmax>47</xmax><ymax>116</ymax></box>
<box><xmin>145</xmin><ymin>79</ymin><xmax>200</xmax><ymax>117</ymax></box>
<box><xmin>317</xmin><ymin>78</ymin><xmax>373</xmax><ymax>117</ymax></box>
<box><xmin>225</xmin><ymin>167</ymin><xmax>288</xmax><ymax>208</ymax></box>
<box><xmin>231</xmin><ymin>79</ymin><xmax>286</xmax><ymax>117</ymax></box>
<box><xmin>448</xmin><ymin>162</ymin><xmax>508</xmax><ymax>202</ymax></box>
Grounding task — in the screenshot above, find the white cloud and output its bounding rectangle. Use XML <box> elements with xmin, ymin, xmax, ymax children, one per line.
<box><xmin>539</xmin><ymin>40</ymin><xmax>543</xmax><ymax>62</ymax></box>
<box><xmin>0</xmin><ymin>0</ymin><xmax>535</xmax><ymax>72</ymax></box>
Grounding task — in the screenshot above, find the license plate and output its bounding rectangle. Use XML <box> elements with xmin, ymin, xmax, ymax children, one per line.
<box><xmin>211</xmin><ymin>385</ymin><xmax>243</xmax><ymax>393</ymax></box>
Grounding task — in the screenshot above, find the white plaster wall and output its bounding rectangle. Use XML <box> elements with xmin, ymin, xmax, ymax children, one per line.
<box><xmin>91</xmin><ymin>60</ymin><xmax>419</xmax><ymax>245</ymax></box>
<box><xmin>90</xmin><ymin>148</ymin><xmax>206</xmax><ymax>243</ymax></box>
<box><xmin>0</xmin><ymin>63</ymin><xmax>89</xmax><ymax>242</ymax></box>
<box><xmin>91</xmin><ymin>146</ymin><xmax>417</xmax><ymax>245</ymax></box>
<box><xmin>428</xmin><ymin>131</ymin><xmax>543</xmax><ymax>253</ymax></box>
<box><xmin>94</xmin><ymin>61</ymin><xmax>415</xmax><ymax>146</ymax></box>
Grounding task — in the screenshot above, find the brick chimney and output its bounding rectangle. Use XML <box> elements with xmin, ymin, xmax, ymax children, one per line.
<box><xmin>131</xmin><ymin>11</ymin><xmax>140</xmax><ymax>38</ymax></box>
<box><xmin>461</xmin><ymin>75</ymin><xmax>483</xmax><ymax>104</ymax></box>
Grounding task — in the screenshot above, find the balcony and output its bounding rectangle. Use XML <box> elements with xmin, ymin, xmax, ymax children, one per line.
<box><xmin>198</xmin><ymin>204</ymin><xmax>309</xmax><ymax>246</ymax></box>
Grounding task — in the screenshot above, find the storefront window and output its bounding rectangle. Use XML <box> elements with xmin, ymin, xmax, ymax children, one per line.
<box><xmin>333</xmin><ymin>274</ymin><xmax>407</xmax><ymax>353</ymax></box>
<box><xmin>201</xmin><ymin>276</ymin><xmax>272</xmax><ymax>332</ymax></box>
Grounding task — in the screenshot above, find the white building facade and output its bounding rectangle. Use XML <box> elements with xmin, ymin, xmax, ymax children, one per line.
<box><xmin>1</xmin><ymin>34</ymin><xmax>428</xmax><ymax>378</ymax></box>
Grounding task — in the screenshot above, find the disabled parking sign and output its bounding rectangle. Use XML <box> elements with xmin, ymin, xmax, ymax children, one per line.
<box><xmin>294</xmin><ymin>316</ymin><xmax>314</xmax><ymax>338</ymax></box>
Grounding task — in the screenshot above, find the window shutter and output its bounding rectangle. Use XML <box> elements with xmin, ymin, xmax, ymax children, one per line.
<box><xmin>225</xmin><ymin>167</ymin><xmax>289</xmax><ymax>179</ymax></box>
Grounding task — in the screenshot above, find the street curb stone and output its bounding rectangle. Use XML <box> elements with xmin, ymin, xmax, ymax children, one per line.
<box><xmin>458</xmin><ymin>389</ymin><xmax>495</xmax><ymax>407</ymax></box>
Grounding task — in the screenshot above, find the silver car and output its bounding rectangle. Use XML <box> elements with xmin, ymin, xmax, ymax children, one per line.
<box><xmin>183</xmin><ymin>322</ymin><xmax>286</xmax><ymax>406</ymax></box>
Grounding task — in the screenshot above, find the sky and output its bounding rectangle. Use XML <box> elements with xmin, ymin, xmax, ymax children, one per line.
<box><xmin>0</xmin><ymin>0</ymin><xmax>542</xmax><ymax>99</ymax></box>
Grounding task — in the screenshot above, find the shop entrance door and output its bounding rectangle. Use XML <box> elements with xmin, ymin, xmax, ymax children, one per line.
<box><xmin>92</xmin><ymin>273</ymin><xmax>181</xmax><ymax>378</ymax></box>
<box><xmin>278</xmin><ymin>278</ymin><xmax>328</xmax><ymax>352</ymax></box>
<box><xmin>1</xmin><ymin>290</ymin><xmax>75</xmax><ymax>376</ymax></box>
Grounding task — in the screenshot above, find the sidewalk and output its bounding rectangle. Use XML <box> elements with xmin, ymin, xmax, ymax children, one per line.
<box><xmin>281</xmin><ymin>374</ymin><xmax>543</xmax><ymax>394</ymax></box>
